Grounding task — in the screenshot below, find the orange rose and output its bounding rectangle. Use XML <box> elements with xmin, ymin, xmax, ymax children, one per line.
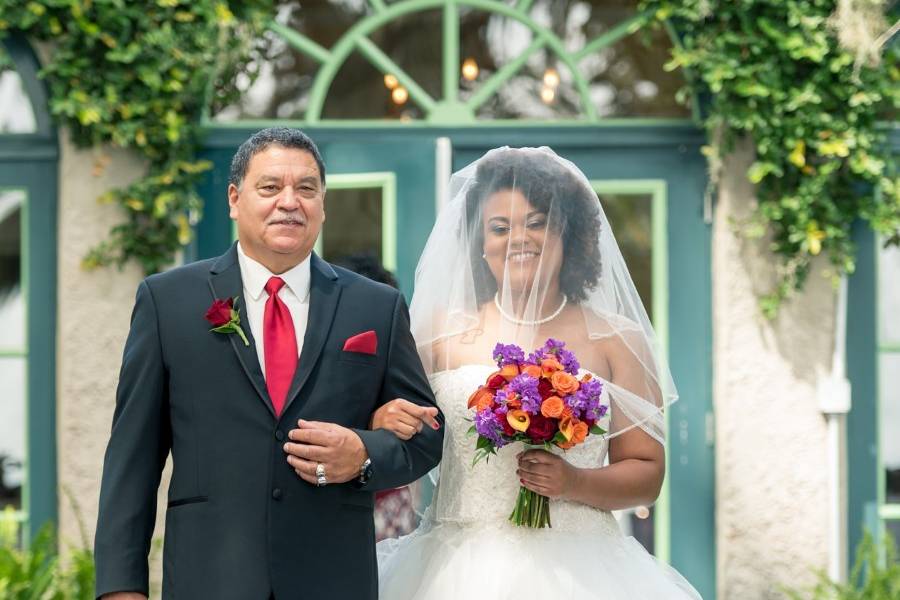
<box><xmin>507</xmin><ymin>409</ymin><xmax>530</xmax><ymax>433</ymax></box>
<box><xmin>570</xmin><ymin>421</ymin><xmax>588</xmax><ymax>445</ymax></box>
<box><xmin>521</xmin><ymin>364</ymin><xmax>542</xmax><ymax>379</ymax></box>
<box><xmin>540</xmin><ymin>396</ymin><xmax>565</xmax><ymax>419</ymax></box>
<box><xmin>499</xmin><ymin>363</ymin><xmax>520</xmax><ymax>381</ymax></box>
<box><xmin>541</xmin><ymin>358</ymin><xmax>564</xmax><ymax>377</ymax></box>
<box><xmin>561</xmin><ymin>406</ymin><xmax>574</xmax><ymax>421</ymax></box>
<box><xmin>467</xmin><ymin>387</ymin><xmax>494</xmax><ymax>412</ymax></box>
<box><xmin>551</xmin><ymin>371</ymin><xmax>580</xmax><ymax>395</ymax></box>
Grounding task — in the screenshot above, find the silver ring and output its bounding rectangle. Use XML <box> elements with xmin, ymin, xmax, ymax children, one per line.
<box><xmin>316</xmin><ymin>475</ymin><xmax>327</xmax><ymax>487</ymax></box>
<box><xmin>316</xmin><ymin>463</ymin><xmax>327</xmax><ymax>487</ymax></box>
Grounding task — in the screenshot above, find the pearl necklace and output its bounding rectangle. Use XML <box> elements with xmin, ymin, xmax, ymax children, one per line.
<box><xmin>494</xmin><ymin>293</ymin><xmax>568</xmax><ymax>326</ymax></box>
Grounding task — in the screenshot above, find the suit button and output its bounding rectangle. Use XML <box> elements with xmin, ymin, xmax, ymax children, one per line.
<box><xmin>272</xmin><ymin>488</ymin><xmax>282</xmax><ymax>500</ymax></box>
<box><xmin>275</xmin><ymin>430</ymin><xmax>285</xmax><ymax>441</ymax></box>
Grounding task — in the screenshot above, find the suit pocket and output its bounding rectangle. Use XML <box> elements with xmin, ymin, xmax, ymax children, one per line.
<box><xmin>167</xmin><ymin>495</ymin><xmax>208</xmax><ymax>508</ymax></box>
<box><xmin>338</xmin><ymin>353</ymin><xmax>378</xmax><ymax>367</ymax></box>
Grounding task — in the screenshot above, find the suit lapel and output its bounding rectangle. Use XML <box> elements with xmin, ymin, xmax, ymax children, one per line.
<box><xmin>280</xmin><ymin>253</ymin><xmax>342</xmax><ymax>417</ymax></box>
<box><xmin>208</xmin><ymin>243</ymin><xmax>276</xmax><ymax>419</ymax></box>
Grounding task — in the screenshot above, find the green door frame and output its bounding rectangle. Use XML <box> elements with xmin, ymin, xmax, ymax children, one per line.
<box><xmin>847</xmin><ymin>129</ymin><xmax>900</xmax><ymax>558</ymax></box>
<box><xmin>0</xmin><ymin>34</ymin><xmax>59</xmax><ymax>542</ymax></box>
<box><xmin>197</xmin><ymin>122</ymin><xmax>714</xmax><ymax>597</ymax></box>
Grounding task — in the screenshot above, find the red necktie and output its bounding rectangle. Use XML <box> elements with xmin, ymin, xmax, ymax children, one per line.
<box><xmin>263</xmin><ymin>277</ymin><xmax>297</xmax><ymax>417</ymax></box>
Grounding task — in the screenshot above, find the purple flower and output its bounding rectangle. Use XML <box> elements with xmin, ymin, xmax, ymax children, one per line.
<box><xmin>509</xmin><ymin>374</ymin><xmax>542</xmax><ymax>414</ymax></box>
<box><xmin>474</xmin><ymin>409</ymin><xmax>506</xmax><ymax>447</ymax></box>
<box><xmin>493</xmin><ymin>388</ymin><xmax>511</xmax><ymax>414</ymax></box>
<box><xmin>558</xmin><ymin>348</ymin><xmax>580</xmax><ymax>375</ymax></box>
<box><xmin>492</xmin><ymin>343</ymin><xmax>525</xmax><ymax>368</ymax></box>
<box><xmin>576</xmin><ymin>379</ymin><xmax>605</xmax><ymax>421</ymax></box>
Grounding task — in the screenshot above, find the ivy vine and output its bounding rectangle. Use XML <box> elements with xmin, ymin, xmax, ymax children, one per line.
<box><xmin>642</xmin><ymin>0</ymin><xmax>900</xmax><ymax>316</ymax></box>
<box><xmin>0</xmin><ymin>0</ymin><xmax>272</xmax><ymax>274</ymax></box>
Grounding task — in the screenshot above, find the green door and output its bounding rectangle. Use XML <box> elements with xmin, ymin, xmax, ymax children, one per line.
<box><xmin>197</xmin><ymin>125</ymin><xmax>713</xmax><ymax>598</ymax></box>
<box><xmin>0</xmin><ymin>35</ymin><xmax>58</xmax><ymax>542</ymax></box>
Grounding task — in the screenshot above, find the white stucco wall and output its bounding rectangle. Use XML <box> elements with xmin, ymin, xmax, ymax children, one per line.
<box><xmin>55</xmin><ymin>130</ymin><xmax>170</xmax><ymax>596</ymax></box>
<box><xmin>713</xmin><ymin>139</ymin><xmax>835</xmax><ymax>598</ymax></box>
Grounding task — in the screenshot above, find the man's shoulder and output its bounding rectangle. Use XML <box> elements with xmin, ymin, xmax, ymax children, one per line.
<box><xmin>142</xmin><ymin>256</ymin><xmax>218</xmax><ymax>294</ymax></box>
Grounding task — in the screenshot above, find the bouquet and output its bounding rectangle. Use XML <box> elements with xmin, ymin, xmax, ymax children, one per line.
<box><xmin>467</xmin><ymin>339</ymin><xmax>608</xmax><ymax>528</ymax></box>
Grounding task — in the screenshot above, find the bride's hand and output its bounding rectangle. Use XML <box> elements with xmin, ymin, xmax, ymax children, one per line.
<box><xmin>371</xmin><ymin>399</ymin><xmax>440</xmax><ymax>440</ymax></box>
<box><xmin>516</xmin><ymin>449</ymin><xmax>579</xmax><ymax>500</ymax></box>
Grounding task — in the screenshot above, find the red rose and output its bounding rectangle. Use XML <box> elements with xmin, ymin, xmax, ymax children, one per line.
<box><xmin>487</xmin><ymin>374</ymin><xmax>507</xmax><ymax>390</ymax></box>
<box><xmin>205</xmin><ymin>298</ymin><xmax>234</xmax><ymax>327</ymax></box>
<box><xmin>537</xmin><ymin>379</ymin><xmax>554</xmax><ymax>400</ymax></box>
<box><xmin>496</xmin><ymin>409</ymin><xmax>516</xmax><ymax>436</ymax></box>
<box><xmin>526</xmin><ymin>413</ymin><xmax>556</xmax><ymax>442</ymax></box>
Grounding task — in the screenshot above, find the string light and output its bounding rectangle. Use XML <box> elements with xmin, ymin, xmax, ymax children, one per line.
<box><xmin>635</xmin><ymin>506</ymin><xmax>651</xmax><ymax>519</ymax></box>
<box><xmin>543</xmin><ymin>67</ymin><xmax>560</xmax><ymax>89</ymax></box>
<box><xmin>540</xmin><ymin>85</ymin><xmax>555</xmax><ymax>104</ymax></box>
<box><xmin>383</xmin><ymin>74</ymin><xmax>399</xmax><ymax>89</ymax></box>
<box><xmin>461</xmin><ymin>57</ymin><xmax>479</xmax><ymax>81</ymax></box>
<box><xmin>391</xmin><ymin>86</ymin><xmax>409</xmax><ymax>105</ymax></box>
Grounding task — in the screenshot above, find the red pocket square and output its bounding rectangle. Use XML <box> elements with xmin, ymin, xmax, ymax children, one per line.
<box><xmin>343</xmin><ymin>330</ymin><xmax>378</xmax><ymax>355</ymax></box>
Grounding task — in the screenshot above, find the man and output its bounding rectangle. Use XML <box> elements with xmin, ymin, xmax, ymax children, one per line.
<box><xmin>94</xmin><ymin>127</ymin><xmax>443</xmax><ymax>599</ymax></box>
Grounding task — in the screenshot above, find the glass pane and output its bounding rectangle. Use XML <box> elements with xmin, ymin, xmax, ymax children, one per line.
<box><xmin>882</xmin><ymin>353</ymin><xmax>900</xmax><ymax>503</ymax></box>
<box><xmin>460</xmin><ymin>0</ymin><xmax>688</xmax><ymax>120</ymax></box>
<box><xmin>0</xmin><ymin>45</ymin><xmax>37</xmax><ymax>133</ymax></box>
<box><xmin>212</xmin><ymin>0</ymin><xmax>371</xmax><ymax>121</ymax></box>
<box><xmin>596</xmin><ymin>192</ymin><xmax>653</xmax><ymax>320</ymax></box>
<box><xmin>0</xmin><ymin>190</ymin><xmax>24</xmax><ymax>351</ymax></box>
<box><xmin>0</xmin><ymin>357</ymin><xmax>26</xmax><ymax>512</ymax></box>
<box><xmin>887</xmin><ymin>519</ymin><xmax>900</xmax><ymax>552</ymax></box>
<box><xmin>597</xmin><ymin>191</ymin><xmax>655</xmax><ymax>556</ymax></box>
<box><xmin>322</xmin><ymin>186</ymin><xmax>383</xmax><ymax>263</ymax></box>
<box><xmin>879</xmin><ymin>243</ymin><xmax>900</xmax><ymax>345</ymax></box>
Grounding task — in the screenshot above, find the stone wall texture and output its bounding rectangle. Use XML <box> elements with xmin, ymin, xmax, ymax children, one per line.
<box><xmin>713</xmin><ymin>139</ymin><xmax>835</xmax><ymax>599</ymax></box>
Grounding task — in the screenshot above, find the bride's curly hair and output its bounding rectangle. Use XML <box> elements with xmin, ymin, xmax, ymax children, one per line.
<box><xmin>464</xmin><ymin>149</ymin><xmax>603</xmax><ymax>305</ymax></box>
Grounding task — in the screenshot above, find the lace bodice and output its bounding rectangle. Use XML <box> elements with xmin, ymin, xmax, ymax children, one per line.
<box><xmin>429</xmin><ymin>365</ymin><xmax>621</xmax><ymax>536</ymax></box>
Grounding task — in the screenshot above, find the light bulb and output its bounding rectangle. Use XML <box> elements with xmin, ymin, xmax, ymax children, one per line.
<box><xmin>635</xmin><ymin>506</ymin><xmax>650</xmax><ymax>519</ymax></box>
<box><xmin>540</xmin><ymin>85</ymin><xmax>555</xmax><ymax>104</ymax></box>
<box><xmin>391</xmin><ymin>86</ymin><xmax>409</xmax><ymax>105</ymax></box>
<box><xmin>543</xmin><ymin>67</ymin><xmax>560</xmax><ymax>89</ymax></box>
<box><xmin>383</xmin><ymin>74</ymin><xmax>399</xmax><ymax>89</ymax></box>
<box><xmin>461</xmin><ymin>57</ymin><xmax>479</xmax><ymax>81</ymax></box>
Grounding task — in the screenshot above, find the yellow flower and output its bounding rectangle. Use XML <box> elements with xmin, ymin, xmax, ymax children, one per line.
<box><xmin>806</xmin><ymin>222</ymin><xmax>826</xmax><ymax>256</ymax></box>
<box><xmin>789</xmin><ymin>141</ymin><xmax>806</xmax><ymax>168</ymax></box>
<box><xmin>507</xmin><ymin>410</ymin><xmax>530</xmax><ymax>433</ymax></box>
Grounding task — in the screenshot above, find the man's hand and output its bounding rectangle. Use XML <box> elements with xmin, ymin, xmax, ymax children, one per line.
<box><xmin>283</xmin><ymin>420</ymin><xmax>368</xmax><ymax>485</ymax></box>
<box><xmin>371</xmin><ymin>399</ymin><xmax>440</xmax><ymax>440</ymax></box>
<box><xmin>101</xmin><ymin>593</ymin><xmax>147</xmax><ymax>600</ymax></box>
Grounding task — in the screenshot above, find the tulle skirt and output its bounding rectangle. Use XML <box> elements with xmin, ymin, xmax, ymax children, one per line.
<box><xmin>377</xmin><ymin>519</ymin><xmax>702</xmax><ymax>599</ymax></box>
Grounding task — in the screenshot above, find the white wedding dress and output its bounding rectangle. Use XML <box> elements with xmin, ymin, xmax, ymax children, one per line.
<box><xmin>376</xmin><ymin>365</ymin><xmax>702</xmax><ymax>599</ymax></box>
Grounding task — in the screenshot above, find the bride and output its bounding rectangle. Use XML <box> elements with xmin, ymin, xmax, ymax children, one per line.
<box><xmin>370</xmin><ymin>147</ymin><xmax>701</xmax><ymax>599</ymax></box>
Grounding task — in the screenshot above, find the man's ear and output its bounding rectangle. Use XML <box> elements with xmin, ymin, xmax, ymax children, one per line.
<box><xmin>228</xmin><ymin>183</ymin><xmax>239</xmax><ymax>219</ymax></box>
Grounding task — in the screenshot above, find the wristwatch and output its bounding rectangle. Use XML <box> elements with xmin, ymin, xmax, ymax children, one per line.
<box><xmin>356</xmin><ymin>458</ymin><xmax>373</xmax><ymax>487</ymax></box>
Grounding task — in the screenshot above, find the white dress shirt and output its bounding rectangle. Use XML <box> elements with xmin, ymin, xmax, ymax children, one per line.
<box><xmin>237</xmin><ymin>243</ymin><xmax>311</xmax><ymax>377</ymax></box>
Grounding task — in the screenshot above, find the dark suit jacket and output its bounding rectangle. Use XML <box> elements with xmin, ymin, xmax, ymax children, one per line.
<box><xmin>94</xmin><ymin>244</ymin><xmax>444</xmax><ymax>599</ymax></box>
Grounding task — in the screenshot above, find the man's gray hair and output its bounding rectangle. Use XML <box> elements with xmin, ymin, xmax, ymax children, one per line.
<box><xmin>229</xmin><ymin>127</ymin><xmax>326</xmax><ymax>189</ymax></box>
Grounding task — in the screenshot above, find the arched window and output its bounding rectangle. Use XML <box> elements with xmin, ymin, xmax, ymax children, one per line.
<box><xmin>209</xmin><ymin>0</ymin><xmax>690</xmax><ymax>124</ymax></box>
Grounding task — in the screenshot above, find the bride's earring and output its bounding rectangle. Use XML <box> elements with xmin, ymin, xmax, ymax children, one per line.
<box><xmin>482</xmin><ymin>253</ymin><xmax>487</xmax><ymax>259</ymax></box>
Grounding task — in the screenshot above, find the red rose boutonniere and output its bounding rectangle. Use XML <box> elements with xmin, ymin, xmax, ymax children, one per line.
<box><xmin>205</xmin><ymin>297</ymin><xmax>249</xmax><ymax>346</ymax></box>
